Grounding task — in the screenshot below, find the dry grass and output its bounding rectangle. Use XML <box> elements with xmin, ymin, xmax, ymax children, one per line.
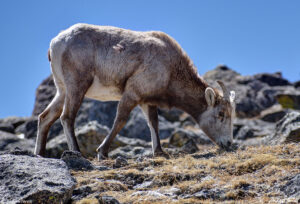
<box><xmin>72</xmin><ymin>143</ymin><xmax>300</xmax><ymax>203</ymax></box>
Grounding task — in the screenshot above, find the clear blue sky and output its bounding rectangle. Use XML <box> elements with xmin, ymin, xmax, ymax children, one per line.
<box><xmin>0</xmin><ymin>0</ymin><xmax>299</xmax><ymax>118</ymax></box>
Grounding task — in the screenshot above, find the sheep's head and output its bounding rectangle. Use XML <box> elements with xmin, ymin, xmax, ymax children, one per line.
<box><xmin>198</xmin><ymin>81</ymin><xmax>236</xmax><ymax>150</ymax></box>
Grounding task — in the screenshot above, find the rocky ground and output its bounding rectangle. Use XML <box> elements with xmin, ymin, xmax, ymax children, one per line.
<box><xmin>0</xmin><ymin>65</ymin><xmax>299</xmax><ymax>203</ymax></box>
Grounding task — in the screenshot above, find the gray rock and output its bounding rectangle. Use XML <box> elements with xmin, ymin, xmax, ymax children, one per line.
<box><xmin>61</xmin><ymin>150</ymin><xmax>95</xmax><ymax>171</ymax></box>
<box><xmin>192</xmin><ymin>188</ymin><xmax>224</xmax><ymax>200</ymax></box>
<box><xmin>203</xmin><ymin>65</ymin><xmax>299</xmax><ymax>118</ymax></box>
<box><xmin>0</xmin><ymin>116</ymin><xmax>28</xmax><ymax>129</ymax></box>
<box><xmin>46</xmin><ymin>121</ymin><xmax>109</xmax><ymax>158</ymax></box>
<box><xmin>72</xmin><ymin>185</ymin><xmax>93</xmax><ymax>201</ymax></box>
<box><xmin>75</xmin><ymin>99</ymin><xmax>118</xmax><ymax>128</ymax></box>
<box><xmin>240</xmin><ymin>72</ymin><xmax>290</xmax><ymax>87</ymax></box>
<box><xmin>120</xmin><ymin>107</ymin><xmax>179</xmax><ymax>141</ymax></box>
<box><xmin>133</xmin><ymin>180</ymin><xmax>154</xmax><ymax>190</ymax></box>
<box><xmin>267</xmin><ymin>111</ymin><xmax>300</xmax><ymax>144</ymax></box>
<box><xmin>95</xmin><ymin>166</ymin><xmax>112</xmax><ymax>171</ymax></box>
<box><xmin>15</xmin><ymin>116</ymin><xmax>38</xmax><ymax>139</ymax></box>
<box><xmin>97</xmin><ymin>195</ymin><xmax>120</xmax><ymax>204</ymax></box>
<box><xmin>233</xmin><ymin>119</ymin><xmax>275</xmax><ymax>140</ymax></box>
<box><xmin>0</xmin><ymin>151</ymin><xmax>76</xmax><ymax>204</ymax></box>
<box><xmin>280</xmin><ymin>174</ymin><xmax>300</xmax><ymax>199</ymax></box>
<box><xmin>259</xmin><ymin>105</ymin><xmax>291</xmax><ymax>123</ymax></box>
<box><xmin>109</xmin><ymin>145</ymin><xmax>152</xmax><ymax>159</ymax></box>
<box><xmin>169</xmin><ymin>128</ymin><xmax>211</xmax><ymax>147</ymax></box>
<box><xmin>32</xmin><ymin>75</ymin><xmax>57</xmax><ymax>116</ymax></box>
<box><xmin>180</xmin><ymin>138</ymin><xmax>199</xmax><ymax>154</ymax></box>
<box><xmin>46</xmin><ymin>121</ymin><xmax>150</xmax><ymax>158</ymax></box>
<box><xmin>158</xmin><ymin>108</ymin><xmax>184</xmax><ymax>122</ymax></box>
<box><xmin>0</xmin><ymin>122</ymin><xmax>14</xmax><ymax>133</ymax></box>
<box><xmin>277</xmin><ymin>93</ymin><xmax>300</xmax><ymax>110</ymax></box>
<box><xmin>294</xmin><ymin>80</ymin><xmax>300</xmax><ymax>89</ymax></box>
<box><xmin>0</xmin><ymin>131</ymin><xmax>35</xmax><ymax>153</ymax></box>
<box><xmin>113</xmin><ymin>156</ymin><xmax>128</xmax><ymax>168</ymax></box>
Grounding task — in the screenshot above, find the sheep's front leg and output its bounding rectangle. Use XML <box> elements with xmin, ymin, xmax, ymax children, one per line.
<box><xmin>140</xmin><ymin>104</ymin><xmax>169</xmax><ymax>158</ymax></box>
<box><xmin>97</xmin><ymin>93</ymin><xmax>138</xmax><ymax>160</ymax></box>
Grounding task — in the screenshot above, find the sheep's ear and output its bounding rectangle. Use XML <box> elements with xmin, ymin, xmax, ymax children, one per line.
<box><xmin>205</xmin><ymin>87</ymin><xmax>216</xmax><ymax>106</ymax></box>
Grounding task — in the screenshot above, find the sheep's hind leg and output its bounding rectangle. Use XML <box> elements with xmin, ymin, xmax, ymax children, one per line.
<box><xmin>34</xmin><ymin>91</ymin><xmax>65</xmax><ymax>156</ymax></box>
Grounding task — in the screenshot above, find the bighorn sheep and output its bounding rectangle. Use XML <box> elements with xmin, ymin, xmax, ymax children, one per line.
<box><xmin>34</xmin><ymin>23</ymin><xmax>236</xmax><ymax>159</ymax></box>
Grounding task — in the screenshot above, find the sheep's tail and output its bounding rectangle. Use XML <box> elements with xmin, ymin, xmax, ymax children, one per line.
<box><xmin>48</xmin><ymin>49</ymin><xmax>51</xmax><ymax>61</ymax></box>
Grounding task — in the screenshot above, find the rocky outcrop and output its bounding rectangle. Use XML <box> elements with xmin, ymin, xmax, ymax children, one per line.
<box><xmin>120</xmin><ymin>107</ymin><xmax>179</xmax><ymax>141</ymax></box>
<box><xmin>267</xmin><ymin>111</ymin><xmax>300</xmax><ymax>144</ymax></box>
<box><xmin>1</xmin><ymin>66</ymin><xmax>300</xmax><ymax>203</ymax></box>
<box><xmin>61</xmin><ymin>151</ymin><xmax>95</xmax><ymax>171</ymax></box>
<box><xmin>32</xmin><ymin>75</ymin><xmax>57</xmax><ymax>116</ymax></box>
<box><xmin>109</xmin><ymin>145</ymin><xmax>152</xmax><ymax>159</ymax></box>
<box><xmin>46</xmin><ymin>121</ymin><xmax>151</xmax><ymax>158</ymax></box>
<box><xmin>203</xmin><ymin>65</ymin><xmax>300</xmax><ymax>118</ymax></box>
<box><xmin>0</xmin><ymin>130</ymin><xmax>35</xmax><ymax>153</ymax></box>
<box><xmin>259</xmin><ymin>104</ymin><xmax>291</xmax><ymax>123</ymax></box>
<box><xmin>276</xmin><ymin>93</ymin><xmax>300</xmax><ymax>110</ymax></box>
<box><xmin>0</xmin><ymin>150</ymin><xmax>76</xmax><ymax>204</ymax></box>
<box><xmin>279</xmin><ymin>174</ymin><xmax>300</xmax><ymax>199</ymax></box>
<box><xmin>233</xmin><ymin>119</ymin><xmax>275</xmax><ymax>140</ymax></box>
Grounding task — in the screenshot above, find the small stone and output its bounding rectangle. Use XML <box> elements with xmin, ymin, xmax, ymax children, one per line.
<box><xmin>61</xmin><ymin>150</ymin><xmax>95</xmax><ymax>171</ymax></box>
<box><xmin>97</xmin><ymin>195</ymin><xmax>120</xmax><ymax>204</ymax></box>
<box><xmin>113</xmin><ymin>156</ymin><xmax>128</xmax><ymax>168</ymax></box>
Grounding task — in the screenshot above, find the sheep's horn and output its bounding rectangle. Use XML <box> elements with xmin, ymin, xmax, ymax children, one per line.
<box><xmin>217</xmin><ymin>80</ymin><xmax>229</xmax><ymax>100</ymax></box>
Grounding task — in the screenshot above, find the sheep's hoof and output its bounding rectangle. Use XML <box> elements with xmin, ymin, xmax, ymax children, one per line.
<box><xmin>97</xmin><ymin>151</ymin><xmax>108</xmax><ymax>161</ymax></box>
<box><xmin>154</xmin><ymin>149</ymin><xmax>170</xmax><ymax>159</ymax></box>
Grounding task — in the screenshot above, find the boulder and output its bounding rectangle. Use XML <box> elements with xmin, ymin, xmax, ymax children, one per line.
<box><xmin>233</xmin><ymin>119</ymin><xmax>275</xmax><ymax>140</ymax></box>
<box><xmin>46</xmin><ymin>121</ymin><xmax>150</xmax><ymax>158</ymax></box>
<box><xmin>97</xmin><ymin>195</ymin><xmax>120</xmax><ymax>204</ymax></box>
<box><xmin>276</xmin><ymin>94</ymin><xmax>300</xmax><ymax>110</ymax></box>
<box><xmin>61</xmin><ymin>151</ymin><xmax>95</xmax><ymax>171</ymax></box>
<box><xmin>259</xmin><ymin>104</ymin><xmax>291</xmax><ymax>123</ymax></box>
<box><xmin>0</xmin><ymin>116</ymin><xmax>28</xmax><ymax>129</ymax></box>
<box><xmin>113</xmin><ymin>156</ymin><xmax>129</xmax><ymax>168</ymax></box>
<box><xmin>32</xmin><ymin>75</ymin><xmax>57</xmax><ymax>116</ymax></box>
<box><xmin>120</xmin><ymin>107</ymin><xmax>179</xmax><ymax>141</ymax></box>
<box><xmin>203</xmin><ymin>65</ymin><xmax>299</xmax><ymax>118</ymax></box>
<box><xmin>280</xmin><ymin>174</ymin><xmax>300</xmax><ymax>199</ymax></box>
<box><xmin>0</xmin><ymin>122</ymin><xmax>14</xmax><ymax>133</ymax></box>
<box><xmin>294</xmin><ymin>80</ymin><xmax>300</xmax><ymax>89</ymax></box>
<box><xmin>46</xmin><ymin>121</ymin><xmax>110</xmax><ymax>158</ymax></box>
<box><xmin>109</xmin><ymin>145</ymin><xmax>152</xmax><ymax>159</ymax></box>
<box><xmin>0</xmin><ymin>150</ymin><xmax>76</xmax><ymax>204</ymax></box>
<box><xmin>0</xmin><ymin>131</ymin><xmax>35</xmax><ymax>153</ymax></box>
<box><xmin>158</xmin><ymin>108</ymin><xmax>184</xmax><ymax>123</ymax></box>
<box><xmin>14</xmin><ymin>116</ymin><xmax>64</xmax><ymax>141</ymax></box>
<box><xmin>168</xmin><ymin>128</ymin><xmax>211</xmax><ymax>147</ymax></box>
<box><xmin>239</xmin><ymin>72</ymin><xmax>290</xmax><ymax>87</ymax></box>
<box><xmin>15</xmin><ymin>116</ymin><xmax>38</xmax><ymax>139</ymax></box>
<box><xmin>267</xmin><ymin>111</ymin><xmax>300</xmax><ymax>144</ymax></box>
